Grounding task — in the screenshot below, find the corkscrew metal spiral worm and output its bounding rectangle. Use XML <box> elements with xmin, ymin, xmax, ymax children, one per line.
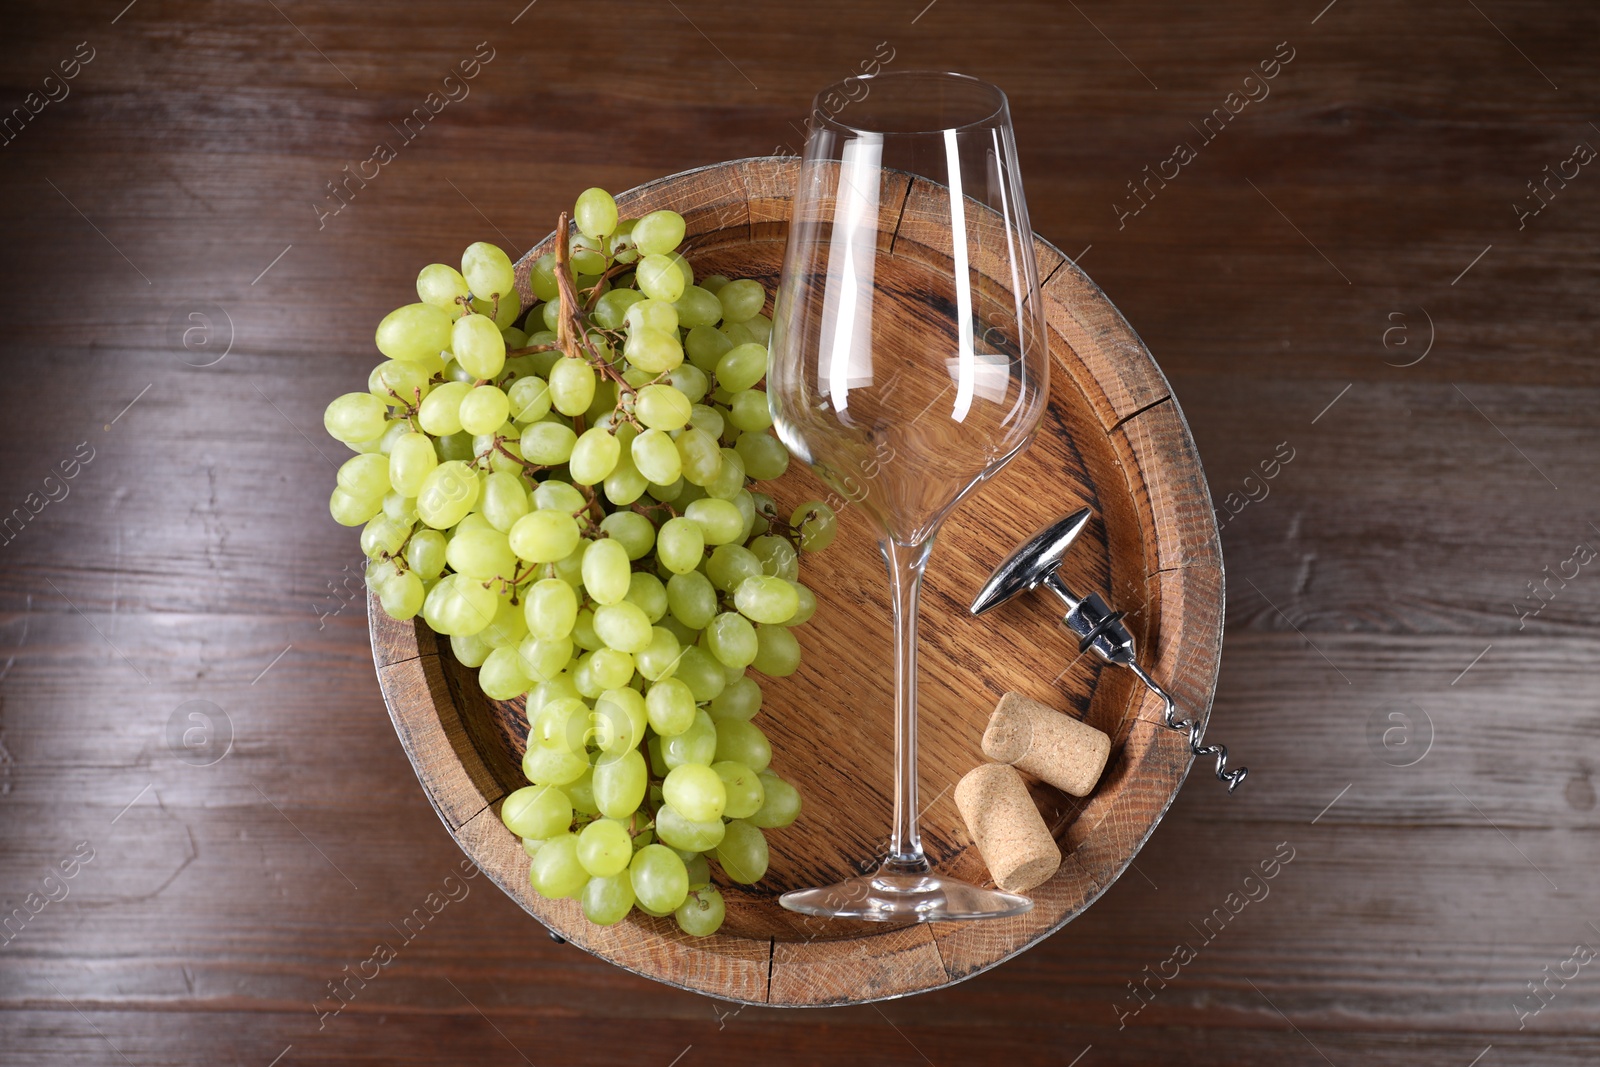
<box><xmin>971</xmin><ymin>507</ymin><xmax>1246</xmax><ymax>793</ymax></box>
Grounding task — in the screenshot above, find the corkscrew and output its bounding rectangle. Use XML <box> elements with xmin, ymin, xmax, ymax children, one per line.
<box><xmin>970</xmin><ymin>508</ymin><xmax>1246</xmax><ymax>792</ymax></box>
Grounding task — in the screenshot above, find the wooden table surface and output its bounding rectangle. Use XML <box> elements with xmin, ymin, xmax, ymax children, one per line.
<box><xmin>2</xmin><ymin>1</ymin><xmax>1597</xmax><ymax>1063</ymax></box>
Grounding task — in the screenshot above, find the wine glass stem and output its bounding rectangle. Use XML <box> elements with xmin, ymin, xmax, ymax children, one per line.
<box><xmin>882</xmin><ymin>536</ymin><xmax>935</xmax><ymax>874</ymax></box>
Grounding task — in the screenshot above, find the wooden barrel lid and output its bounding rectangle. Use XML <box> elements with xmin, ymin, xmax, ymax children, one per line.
<box><xmin>369</xmin><ymin>156</ymin><xmax>1222</xmax><ymax>1006</ymax></box>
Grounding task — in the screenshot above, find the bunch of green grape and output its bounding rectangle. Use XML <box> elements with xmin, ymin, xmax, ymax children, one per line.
<box><xmin>323</xmin><ymin>187</ymin><xmax>840</xmax><ymax>937</ymax></box>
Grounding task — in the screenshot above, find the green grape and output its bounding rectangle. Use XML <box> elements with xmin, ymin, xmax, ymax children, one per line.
<box><xmin>501</xmin><ymin>784</ymin><xmax>573</xmax><ymax>839</ymax></box>
<box><xmin>523</xmin><ymin>577</ymin><xmax>578</xmax><ymax>639</ymax></box>
<box><xmin>734</xmin><ymin>575</ymin><xmax>800</xmax><ymax>624</ymax></box>
<box><xmin>376</xmin><ymin>302</ymin><xmax>454</xmax><ymax>362</ymax></box>
<box><xmin>569</xmin><ymin>426</ymin><xmax>621</xmax><ymax>486</ymax></box>
<box><xmin>735</xmin><ymin>431</ymin><xmax>789</xmax><ymax>481</ymax></box>
<box><xmin>659</xmin><ymin>615</ymin><xmax>698</xmax><ymax>646</ymax></box>
<box><xmin>752</xmin><ymin>624</ymin><xmax>801</xmax><ymax>678</ymax></box>
<box><xmin>661</xmin><ymin>711</ymin><xmax>718</xmax><ymax>770</ymax></box>
<box><xmin>792</xmin><ymin>500</ymin><xmax>838</xmax><ymax>552</ymax></box>
<box><xmin>629</xmin><ymin>843</ymin><xmax>689</xmax><ymax>913</ymax></box>
<box><xmin>685</xmin><ymin>324</ymin><xmax>733</xmax><ymax>372</ymax></box>
<box><xmin>577</xmin><ymin>819</ymin><xmax>633</xmax><ymax>877</ymax></box>
<box><xmin>704</xmin><ymin>611</ymin><xmax>759</xmax><ymax>670</ymax></box>
<box><xmin>462</xmin><ymin>241</ymin><xmax>515</xmax><ymax>301</ymax></box>
<box><xmin>324</xmin><ymin>392</ymin><xmax>388</xmax><ymax>444</ymax></box>
<box><xmin>441</xmin><ymin>526</ymin><xmax>510</xmax><ymax>581</ymax></box>
<box><xmin>524</xmin><ymin>737</ymin><xmax>590</xmax><ymax>786</ymax></box>
<box><xmin>450</xmin><ymin>631</ymin><xmax>492</xmax><ymax>667</ymax></box>
<box><xmin>367</xmin><ymin>557</ymin><xmax>403</xmax><ymax>590</ymax></box>
<box><xmin>655</xmin><ymin>516</ymin><xmax>705</xmax><ymax>574</ymax></box>
<box><xmin>662</xmin><ymin>764</ymin><xmax>726</xmax><ymax>825</ymax></box>
<box><xmin>592</xmin><ymin>748</ymin><xmax>648</xmax><ymax>819</ymax></box>
<box><xmin>635</xmin><ymin>384</ymin><xmax>693</xmax><ymax>431</ymax></box>
<box><xmin>416</xmin><ymin>461</ymin><xmax>481</xmax><ymax>529</ymax></box>
<box><xmin>480</xmin><ymin>471</ymin><xmax>530</xmax><ymax>532</ymax></box>
<box><xmin>666</xmin><ymin>571</ymin><xmax>718</xmax><ymax>629</ymax></box>
<box><xmin>648</xmin><ymin>476</ymin><xmax>686</xmax><ymax>503</ymax></box>
<box><xmin>714</xmin><ymin>761</ymin><xmax>764</xmax><ymax>820</ymax></box>
<box><xmin>526</xmin><ymin>252</ymin><xmax>558</xmax><ymax>302</ymax></box>
<box><xmin>382</xmin><ymin>491</ymin><xmax>419</xmax><ymax>526</ymax></box>
<box><xmin>787</xmin><ymin>582</ymin><xmax>817</xmax><ymax>626</ymax></box>
<box><xmin>508</xmin><ymin>375</ymin><xmax>553</xmax><ymax>423</ymax></box>
<box><xmin>632</xmin><ymin>209</ymin><xmax>686</xmax><ymax>257</ymax></box>
<box><xmin>743</xmin><ymin>314</ymin><xmax>772</xmax><ymax>345</ymax></box>
<box><xmin>682</xmin><ymin>852</ymin><xmax>711</xmax><ymax>887</ymax></box>
<box><xmin>717</xmin><ymin>279</ymin><xmax>765</xmax><ymax>324</ymax></box>
<box><xmin>521</xmin><ymin>837</ymin><xmax>545</xmax><ymax>858</ymax></box>
<box><xmin>596</xmin><ymin>688</ymin><xmax>648</xmax><ymax>752</ymax></box>
<box><xmin>581</xmin><ymin>871</ymin><xmax>635</xmax><ymax>925</ymax></box>
<box><xmin>421</xmin><ymin>573</ymin><xmax>498</xmax><ymax>636</ymax></box>
<box><xmin>714</xmin><ymin>819</ymin><xmax>769</xmax><ymax>884</ymax></box>
<box><xmin>603</xmin><ymin>450</ymin><xmax>649</xmax><ymax>505</ymax></box>
<box><xmin>680</xmin><ymin>357</ymin><xmax>723</xmax><ymax>404</ymax></box>
<box><xmin>567</xmin><ymin>766</ymin><xmax>600</xmax><ymax>814</ymax></box>
<box><xmin>549</xmin><ymin>357</ymin><xmax>596</xmax><ymax>416</ymax></box>
<box><xmin>714</xmin><ymin>719</ymin><xmax>772</xmax><ymax>773</ymax></box>
<box><xmin>575</xmin><ymin>187</ymin><xmax>619</xmax><ymax>239</ymax></box>
<box><xmin>445</xmin><ymin>358</ymin><xmax>477</xmax><ymax>385</ymax></box>
<box><xmin>600</xmin><ymin>510</ymin><xmax>655</xmax><ymax>559</ymax></box>
<box><xmin>436</xmin><ymin>429</ymin><xmax>475</xmax><ymax>462</ymax></box>
<box><xmin>479</xmin><ymin>644</ymin><xmax>533</xmax><ymax>699</ymax></box>
<box><xmin>459</xmin><ymin>384</ymin><xmax>511</xmax><ymax>435</ymax></box>
<box><xmin>699</xmin><ymin>274</ymin><xmax>730</xmax><ymax>294</ymax></box>
<box><xmin>675</xmin><ymin>887</ymin><xmax>725</xmax><ymax>936</ymax></box>
<box><xmin>624</xmin><ymin>326</ymin><xmax>683</xmax><ymax>374</ymax></box>
<box><xmin>361</xmin><ymin>514</ymin><xmax>411</xmax><ymax>558</ymax></box>
<box><xmin>417</xmin><ymin>380</ymin><xmax>470</xmax><ymax>437</ymax></box>
<box><xmin>405</xmin><ymin>529</ymin><xmax>448</xmax><ymax>578</ymax></box>
<box><xmin>675</xmin><ymin>427</ymin><xmax>723</xmax><ymax>486</ymax></box>
<box><xmin>531</xmin><ymin>695</ymin><xmax>589</xmax><ymax>751</ymax></box>
<box><xmin>728</xmin><ymin>490</ymin><xmax>756</xmax><ymax>543</ymax></box>
<box><xmin>338</xmin><ymin>453</ymin><xmax>391</xmax><ymax>499</ymax></box>
<box><xmin>579</xmin><ymin>538</ymin><xmax>629</xmax><ymax>606</ymax></box>
<box><xmin>727</xmin><ymin>389</ymin><xmax>773</xmax><ymax>432</ymax></box>
<box><xmin>593</xmin><ymin>601</ymin><xmax>652</xmax><ymax>653</ymax></box>
<box><xmin>701</xmin><ymin>448</ymin><xmax>745</xmax><ymax>502</ymax></box>
<box><xmin>687</xmin><ymin>403</ymin><xmax>724</xmax><ymax>441</ymax></box>
<box><xmin>529</xmin><ymin>832</ymin><xmax>588</xmax><ymax>899</ymax></box>
<box><xmin>593</xmin><ymin>287</ymin><xmax>646</xmax><ymax>329</ymax></box>
<box><xmin>673</xmin><ymin>645</ymin><xmax>727</xmax><ymax>702</ymax></box>
<box><xmin>533</xmin><ymin>479</ymin><xmax>586</xmax><ymax>513</ymax></box>
<box><xmin>635</xmin><ymin>626</ymin><xmax>682</xmax><ymax>681</ymax></box>
<box><xmin>571</xmin><ymin>607</ymin><xmax>602</xmax><ymax>651</ymax></box>
<box><xmin>630</xmin><ymin>428</ymin><xmax>683</xmax><ymax>485</ymax></box>
<box><xmin>453</xmin><ymin>313</ymin><xmax>507</xmax><ymax>380</ymax></box>
<box><xmin>749</xmin><ymin>534</ymin><xmax>800</xmax><ymax>581</ymax></box>
<box><xmin>636</xmin><ymin>253</ymin><xmax>686</xmax><ymax>303</ymax></box>
<box><xmin>529</xmin><ymin>676</ymin><xmax>582</xmax><ymax>715</ymax></box>
<box><xmin>646</xmin><ymin>677</ymin><xmax>697</xmax><ymax>736</ymax></box>
<box><xmin>624</xmin><ymin>571</ymin><xmax>668</xmax><ymax>622</ymax></box>
<box><xmin>625</xmin><ymin>297</ymin><xmax>680</xmax><ymax>335</ymax></box>
<box><xmin>706</xmin><ymin>544</ymin><xmax>762</xmax><ymax>592</ymax></box>
<box><xmin>720</xmin><ymin>321</ymin><xmax>756</xmax><ymax>347</ymax></box>
<box><xmin>369</xmin><ymin>359</ymin><xmax>432</xmax><ymax>409</ymax></box>
<box><xmin>377</xmin><ymin>571</ymin><xmax>425</xmax><ymax>620</ymax></box>
<box><xmin>716</xmin><ymin>343</ymin><xmax>768</xmax><ymax>393</ymax></box>
<box><xmin>655</xmin><ymin>804</ymin><xmax>726</xmax><ymax>852</ymax></box>
<box><xmin>503</xmin><ymin>324</ymin><xmax>529</xmax><ymax>350</ymax></box>
<box><xmin>509</xmin><ymin>510</ymin><xmax>580</xmax><ymax>563</ymax></box>
<box><xmin>708</xmin><ymin>676</ymin><xmax>762</xmax><ymax>722</ymax></box>
<box><xmin>673</xmin><ymin>285</ymin><xmax>722</xmax><ymax>329</ymax></box>
<box><xmin>749</xmin><ymin>771</ymin><xmax>801</xmax><ymax>828</ymax></box>
<box><xmin>480</xmin><ymin>593</ymin><xmax>529</xmax><ymax>649</ymax></box>
<box><xmin>519</xmin><ymin>421</ymin><xmax>578</xmax><ymax>465</ymax></box>
<box><xmin>517</xmin><ymin>634</ymin><xmax>573</xmax><ymax>682</ymax></box>
<box><xmin>683</xmin><ymin>498</ymin><xmax>743</xmax><ymax>546</ymax></box>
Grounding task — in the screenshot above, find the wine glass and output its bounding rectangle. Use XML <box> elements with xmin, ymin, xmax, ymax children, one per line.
<box><xmin>769</xmin><ymin>72</ymin><xmax>1050</xmax><ymax>922</ymax></box>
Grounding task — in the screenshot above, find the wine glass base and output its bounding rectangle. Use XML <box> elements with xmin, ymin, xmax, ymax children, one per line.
<box><xmin>779</xmin><ymin>868</ymin><xmax>1033</xmax><ymax>923</ymax></box>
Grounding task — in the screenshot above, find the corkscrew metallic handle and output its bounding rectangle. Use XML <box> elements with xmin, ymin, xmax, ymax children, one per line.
<box><xmin>971</xmin><ymin>508</ymin><xmax>1246</xmax><ymax>793</ymax></box>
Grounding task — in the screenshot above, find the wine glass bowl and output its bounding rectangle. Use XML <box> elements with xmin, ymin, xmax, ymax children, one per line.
<box><xmin>769</xmin><ymin>72</ymin><xmax>1050</xmax><ymax>922</ymax></box>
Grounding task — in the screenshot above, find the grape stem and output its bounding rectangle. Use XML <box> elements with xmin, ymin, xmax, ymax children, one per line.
<box><xmin>553</xmin><ymin>211</ymin><xmax>640</xmax><ymax>403</ymax></box>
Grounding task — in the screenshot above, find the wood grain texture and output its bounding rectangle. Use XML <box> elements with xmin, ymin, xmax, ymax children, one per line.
<box><xmin>4</xmin><ymin>0</ymin><xmax>1599</xmax><ymax>1060</ymax></box>
<box><xmin>372</xmin><ymin>156</ymin><xmax>1221</xmax><ymax>1004</ymax></box>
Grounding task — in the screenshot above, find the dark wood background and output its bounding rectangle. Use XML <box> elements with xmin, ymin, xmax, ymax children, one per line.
<box><xmin>2</xmin><ymin>0</ymin><xmax>1597</xmax><ymax>1063</ymax></box>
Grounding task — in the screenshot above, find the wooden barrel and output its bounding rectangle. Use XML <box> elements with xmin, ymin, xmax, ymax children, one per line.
<box><xmin>369</xmin><ymin>157</ymin><xmax>1222</xmax><ymax>1006</ymax></box>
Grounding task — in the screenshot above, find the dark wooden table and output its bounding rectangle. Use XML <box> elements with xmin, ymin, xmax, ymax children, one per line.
<box><xmin>3</xmin><ymin>1</ymin><xmax>1597</xmax><ymax>1063</ymax></box>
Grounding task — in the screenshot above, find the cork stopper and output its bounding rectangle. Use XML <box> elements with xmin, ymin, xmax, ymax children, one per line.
<box><xmin>982</xmin><ymin>691</ymin><xmax>1111</xmax><ymax>798</ymax></box>
<box><xmin>954</xmin><ymin>763</ymin><xmax>1061</xmax><ymax>892</ymax></box>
